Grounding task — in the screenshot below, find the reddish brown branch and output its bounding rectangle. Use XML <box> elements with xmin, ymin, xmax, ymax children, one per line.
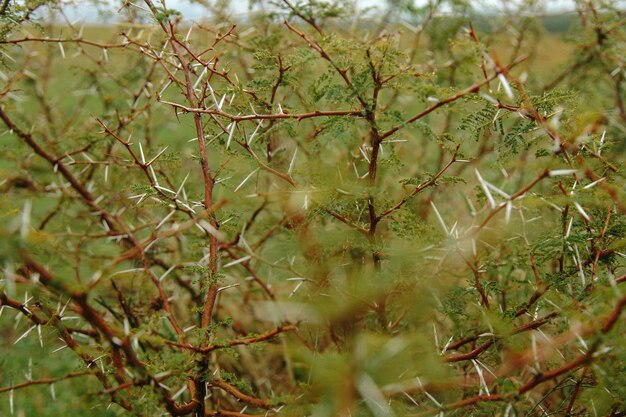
<box><xmin>209</xmin><ymin>379</ymin><xmax>272</xmax><ymax>409</ymax></box>
<box><xmin>167</xmin><ymin>325</ymin><xmax>296</xmax><ymax>353</ymax></box>
<box><xmin>0</xmin><ymin>372</ymin><xmax>90</xmax><ymax>394</ymax></box>
<box><xmin>377</xmin><ymin>146</ymin><xmax>459</xmax><ymax>220</ymax></box>
<box><xmin>157</xmin><ymin>99</ymin><xmax>364</xmax><ymax>121</ymax></box>
<box><xmin>380</xmin><ymin>55</ymin><xmax>528</xmax><ymax>140</ymax></box>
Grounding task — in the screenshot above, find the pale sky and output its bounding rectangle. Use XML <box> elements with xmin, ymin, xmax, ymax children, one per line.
<box><xmin>55</xmin><ymin>0</ymin><xmax>586</xmax><ymax>23</ymax></box>
<box><xmin>159</xmin><ymin>0</ymin><xmax>583</xmax><ymax>17</ymax></box>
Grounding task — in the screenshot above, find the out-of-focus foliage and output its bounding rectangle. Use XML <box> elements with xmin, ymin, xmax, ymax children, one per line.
<box><xmin>1</xmin><ymin>0</ymin><xmax>625</xmax><ymax>416</ymax></box>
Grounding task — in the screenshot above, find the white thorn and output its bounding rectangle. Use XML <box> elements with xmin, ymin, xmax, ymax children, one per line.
<box><xmin>234</xmin><ymin>168</ymin><xmax>259</xmax><ymax>193</ymax></box>
<box><xmin>288</xmin><ymin>148</ymin><xmax>298</xmax><ymax>175</ymax></box>
<box><xmin>430</xmin><ymin>201</ymin><xmax>449</xmax><ymax>235</ymax></box>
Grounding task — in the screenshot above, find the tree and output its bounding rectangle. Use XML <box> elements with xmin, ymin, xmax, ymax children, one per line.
<box><xmin>1</xmin><ymin>0</ymin><xmax>625</xmax><ymax>415</ymax></box>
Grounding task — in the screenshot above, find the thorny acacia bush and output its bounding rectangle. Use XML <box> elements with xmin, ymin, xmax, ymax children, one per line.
<box><xmin>1</xmin><ymin>0</ymin><xmax>626</xmax><ymax>416</ymax></box>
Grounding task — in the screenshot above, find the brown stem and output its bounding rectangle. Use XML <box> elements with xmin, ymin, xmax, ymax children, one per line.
<box><xmin>209</xmin><ymin>379</ymin><xmax>272</xmax><ymax>409</ymax></box>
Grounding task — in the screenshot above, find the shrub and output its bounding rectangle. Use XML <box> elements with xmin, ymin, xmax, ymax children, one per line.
<box><xmin>1</xmin><ymin>1</ymin><xmax>625</xmax><ymax>416</ymax></box>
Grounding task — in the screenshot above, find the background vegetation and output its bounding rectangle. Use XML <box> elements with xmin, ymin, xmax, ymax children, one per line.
<box><xmin>1</xmin><ymin>0</ymin><xmax>625</xmax><ymax>416</ymax></box>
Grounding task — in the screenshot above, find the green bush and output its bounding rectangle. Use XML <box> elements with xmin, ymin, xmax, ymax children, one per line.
<box><xmin>1</xmin><ymin>0</ymin><xmax>625</xmax><ymax>416</ymax></box>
